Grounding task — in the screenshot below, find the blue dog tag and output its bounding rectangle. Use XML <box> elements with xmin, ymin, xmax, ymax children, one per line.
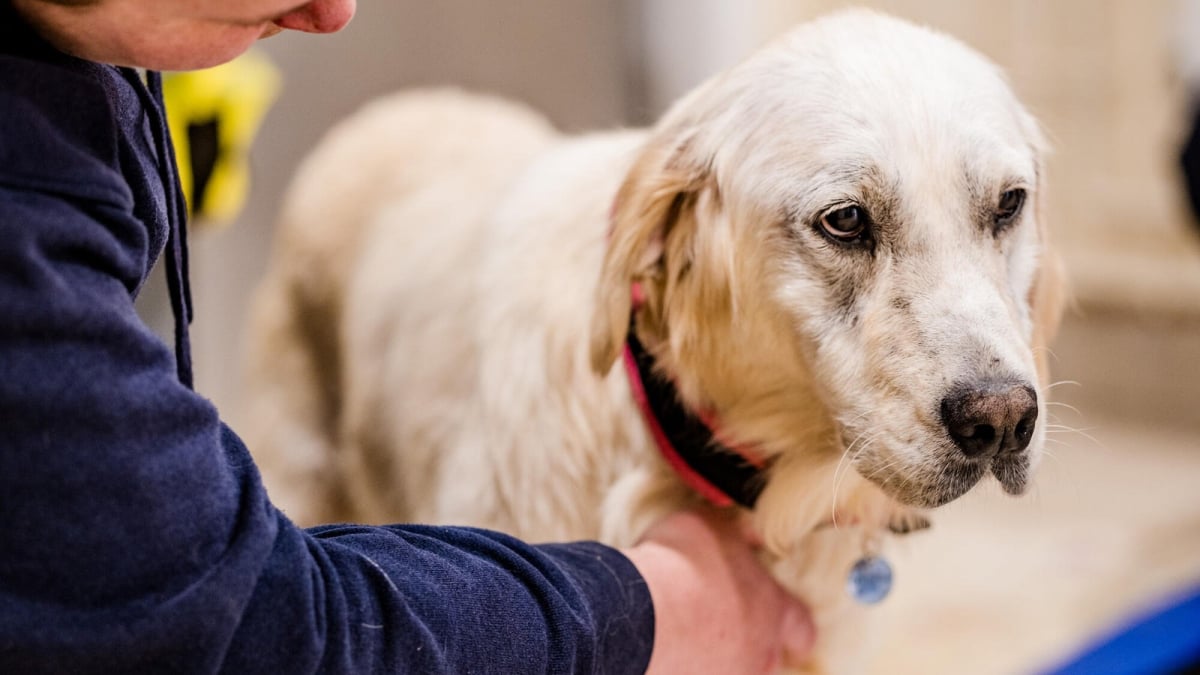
<box><xmin>846</xmin><ymin>555</ymin><xmax>893</xmax><ymax>604</ymax></box>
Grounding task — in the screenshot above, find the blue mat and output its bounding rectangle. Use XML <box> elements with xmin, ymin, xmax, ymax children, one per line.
<box><xmin>1042</xmin><ymin>582</ymin><xmax>1200</xmax><ymax>675</ymax></box>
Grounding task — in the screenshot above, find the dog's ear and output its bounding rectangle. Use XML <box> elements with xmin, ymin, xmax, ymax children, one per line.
<box><xmin>1031</xmin><ymin>239</ymin><xmax>1067</xmax><ymax>387</ymax></box>
<box><xmin>1029</xmin><ymin>176</ymin><xmax>1068</xmax><ymax>387</ymax></box>
<box><xmin>1017</xmin><ymin>117</ymin><xmax>1068</xmax><ymax>387</ymax></box>
<box><xmin>589</xmin><ymin>136</ymin><xmax>710</xmax><ymax>375</ymax></box>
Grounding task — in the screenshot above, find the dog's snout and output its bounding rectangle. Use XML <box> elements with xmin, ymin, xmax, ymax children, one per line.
<box><xmin>940</xmin><ymin>380</ymin><xmax>1038</xmax><ymax>459</ymax></box>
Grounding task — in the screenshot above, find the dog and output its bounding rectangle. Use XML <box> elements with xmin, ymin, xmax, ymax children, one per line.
<box><xmin>245</xmin><ymin>9</ymin><xmax>1064</xmax><ymax>673</ymax></box>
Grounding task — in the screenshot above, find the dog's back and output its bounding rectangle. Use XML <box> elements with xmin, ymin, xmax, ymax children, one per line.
<box><xmin>245</xmin><ymin>90</ymin><xmax>559</xmax><ymax>525</ymax></box>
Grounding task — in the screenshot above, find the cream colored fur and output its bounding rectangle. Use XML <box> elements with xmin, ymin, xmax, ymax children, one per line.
<box><xmin>246</xmin><ymin>10</ymin><xmax>1063</xmax><ymax>673</ymax></box>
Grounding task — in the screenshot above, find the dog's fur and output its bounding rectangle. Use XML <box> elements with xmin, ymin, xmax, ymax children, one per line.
<box><xmin>246</xmin><ymin>10</ymin><xmax>1064</xmax><ymax>673</ymax></box>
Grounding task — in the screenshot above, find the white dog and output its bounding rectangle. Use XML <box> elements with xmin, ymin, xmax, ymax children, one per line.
<box><xmin>246</xmin><ymin>10</ymin><xmax>1064</xmax><ymax>673</ymax></box>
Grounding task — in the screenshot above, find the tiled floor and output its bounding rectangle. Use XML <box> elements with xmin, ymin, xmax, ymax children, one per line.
<box><xmin>866</xmin><ymin>421</ymin><xmax>1200</xmax><ymax>674</ymax></box>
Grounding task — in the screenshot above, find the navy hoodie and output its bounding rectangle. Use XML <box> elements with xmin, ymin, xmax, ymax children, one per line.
<box><xmin>0</xmin><ymin>6</ymin><xmax>653</xmax><ymax>673</ymax></box>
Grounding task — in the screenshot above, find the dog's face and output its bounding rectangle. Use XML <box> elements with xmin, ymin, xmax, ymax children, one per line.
<box><xmin>591</xmin><ymin>10</ymin><xmax>1064</xmax><ymax>510</ymax></box>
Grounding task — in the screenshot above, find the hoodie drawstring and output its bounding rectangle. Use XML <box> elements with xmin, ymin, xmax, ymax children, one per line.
<box><xmin>122</xmin><ymin>67</ymin><xmax>195</xmax><ymax>389</ymax></box>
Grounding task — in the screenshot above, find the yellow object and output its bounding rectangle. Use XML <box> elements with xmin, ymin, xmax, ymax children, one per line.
<box><xmin>163</xmin><ymin>49</ymin><xmax>282</xmax><ymax>226</ymax></box>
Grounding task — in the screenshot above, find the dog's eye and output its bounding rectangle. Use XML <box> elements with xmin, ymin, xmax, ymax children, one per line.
<box><xmin>819</xmin><ymin>205</ymin><xmax>869</xmax><ymax>243</ymax></box>
<box><xmin>994</xmin><ymin>189</ymin><xmax>1026</xmax><ymax>229</ymax></box>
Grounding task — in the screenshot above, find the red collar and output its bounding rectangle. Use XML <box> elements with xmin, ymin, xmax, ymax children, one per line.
<box><xmin>623</xmin><ymin>316</ymin><xmax>770</xmax><ymax>509</ymax></box>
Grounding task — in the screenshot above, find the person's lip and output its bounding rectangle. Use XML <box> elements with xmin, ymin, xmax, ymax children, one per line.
<box><xmin>259</xmin><ymin>23</ymin><xmax>285</xmax><ymax>39</ymax></box>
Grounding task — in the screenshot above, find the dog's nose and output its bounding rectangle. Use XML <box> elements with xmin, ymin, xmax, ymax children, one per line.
<box><xmin>940</xmin><ymin>380</ymin><xmax>1038</xmax><ymax>459</ymax></box>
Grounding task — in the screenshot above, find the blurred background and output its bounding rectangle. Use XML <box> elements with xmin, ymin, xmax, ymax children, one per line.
<box><xmin>140</xmin><ymin>1</ymin><xmax>1200</xmax><ymax>672</ymax></box>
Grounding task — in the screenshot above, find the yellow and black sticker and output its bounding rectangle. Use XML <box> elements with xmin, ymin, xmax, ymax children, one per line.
<box><xmin>162</xmin><ymin>49</ymin><xmax>281</xmax><ymax>227</ymax></box>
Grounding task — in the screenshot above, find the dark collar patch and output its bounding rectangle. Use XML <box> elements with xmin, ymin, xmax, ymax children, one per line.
<box><xmin>623</xmin><ymin>328</ymin><xmax>769</xmax><ymax>509</ymax></box>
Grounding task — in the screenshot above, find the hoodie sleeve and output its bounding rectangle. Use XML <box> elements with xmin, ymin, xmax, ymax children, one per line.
<box><xmin>0</xmin><ymin>64</ymin><xmax>653</xmax><ymax>675</ymax></box>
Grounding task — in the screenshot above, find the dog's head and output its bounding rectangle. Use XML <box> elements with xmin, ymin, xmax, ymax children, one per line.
<box><xmin>590</xmin><ymin>10</ymin><xmax>1064</xmax><ymax>510</ymax></box>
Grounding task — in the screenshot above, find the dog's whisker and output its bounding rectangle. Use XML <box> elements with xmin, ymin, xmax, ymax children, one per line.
<box><xmin>1045</xmin><ymin>400</ymin><xmax>1083</xmax><ymax>417</ymax></box>
<box><xmin>840</xmin><ymin>427</ymin><xmax>880</xmax><ymax>461</ymax></box>
<box><xmin>1043</xmin><ymin>424</ymin><xmax>1106</xmax><ymax>451</ymax></box>
<box><xmin>828</xmin><ymin>447</ymin><xmax>854</xmax><ymax>529</ymax></box>
<box><xmin>829</xmin><ymin>435</ymin><xmax>869</xmax><ymax>529</ymax></box>
<box><xmin>841</xmin><ymin>409</ymin><xmax>876</xmax><ymax>429</ymax></box>
<box><xmin>1031</xmin><ymin>345</ymin><xmax>1061</xmax><ymax>364</ymax></box>
<box><xmin>831</xmin><ymin>426</ymin><xmax>870</xmax><ymax>477</ymax></box>
<box><xmin>829</xmin><ymin>428</ymin><xmax>886</xmax><ymax>529</ymax></box>
<box><xmin>858</xmin><ymin>451</ymin><xmax>905</xmax><ymax>486</ymax></box>
<box><xmin>1044</xmin><ymin>421</ymin><xmax>1091</xmax><ymax>428</ymax></box>
<box><xmin>1046</xmin><ymin>379</ymin><xmax>1082</xmax><ymax>390</ymax></box>
<box><xmin>1037</xmin><ymin>452</ymin><xmax>1063</xmax><ymax>474</ymax></box>
<box><xmin>834</xmin><ymin>442</ymin><xmax>895</xmax><ymax>525</ymax></box>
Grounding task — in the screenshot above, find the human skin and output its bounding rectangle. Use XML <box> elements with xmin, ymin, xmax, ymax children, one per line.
<box><xmin>627</xmin><ymin>508</ymin><xmax>816</xmax><ymax>674</ymax></box>
<box><xmin>11</xmin><ymin>0</ymin><xmax>356</xmax><ymax>70</ymax></box>
<box><xmin>7</xmin><ymin>1</ymin><xmax>816</xmax><ymax>671</ymax></box>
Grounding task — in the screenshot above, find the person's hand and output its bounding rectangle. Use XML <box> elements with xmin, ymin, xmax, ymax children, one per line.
<box><xmin>622</xmin><ymin>506</ymin><xmax>816</xmax><ymax>674</ymax></box>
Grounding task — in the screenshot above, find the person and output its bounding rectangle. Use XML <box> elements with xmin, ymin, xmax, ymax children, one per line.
<box><xmin>0</xmin><ymin>1</ymin><xmax>815</xmax><ymax>673</ymax></box>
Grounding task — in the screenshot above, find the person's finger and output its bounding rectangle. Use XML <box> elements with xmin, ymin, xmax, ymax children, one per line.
<box><xmin>780</xmin><ymin>601</ymin><xmax>817</xmax><ymax>666</ymax></box>
<box><xmin>737</xmin><ymin>513</ymin><xmax>765</xmax><ymax>547</ymax></box>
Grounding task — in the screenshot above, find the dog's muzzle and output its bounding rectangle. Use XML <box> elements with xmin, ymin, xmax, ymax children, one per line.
<box><xmin>937</xmin><ymin>376</ymin><xmax>1038</xmax><ymax>498</ymax></box>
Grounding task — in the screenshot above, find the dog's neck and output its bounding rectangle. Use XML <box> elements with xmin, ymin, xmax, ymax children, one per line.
<box><xmin>622</xmin><ymin>306</ymin><xmax>932</xmax><ymax>544</ymax></box>
<box><xmin>623</xmin><ymin>324</ymin><xmax>770</xmax><ymax>509</ymax></box>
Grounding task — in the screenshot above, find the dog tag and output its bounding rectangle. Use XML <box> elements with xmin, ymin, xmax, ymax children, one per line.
<box><xmin>846</xmin><ymin>555</ymin><xmax>893</xmax><ymax>604</ymax></box>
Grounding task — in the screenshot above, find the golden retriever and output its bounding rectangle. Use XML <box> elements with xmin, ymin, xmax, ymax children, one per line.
<box><xmin>245</xmin><ymin>9</ymin><xmax>1064</xmax><ymax>673</ymax></box>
